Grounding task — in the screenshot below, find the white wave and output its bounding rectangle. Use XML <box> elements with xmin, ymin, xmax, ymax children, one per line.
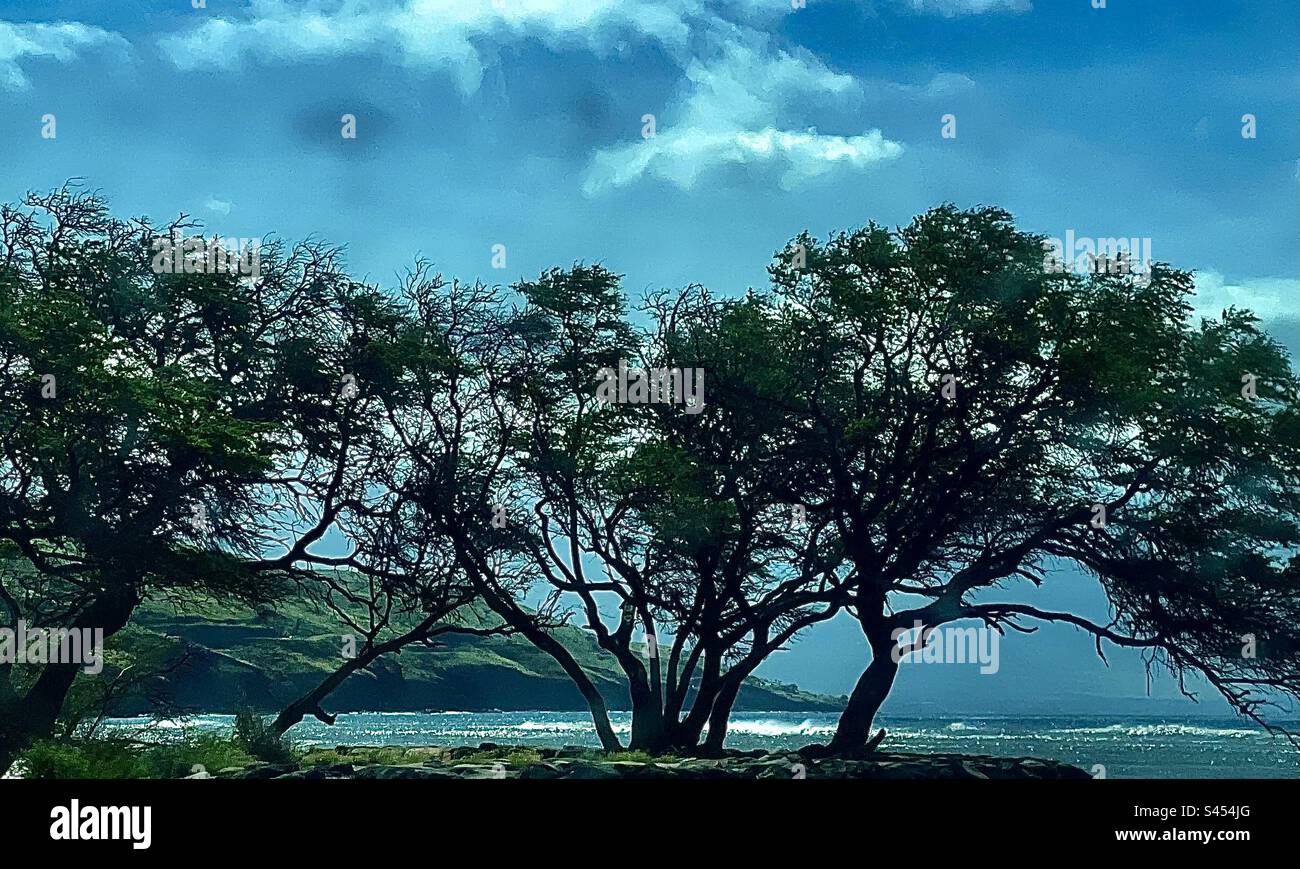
<box><xmin>1048</xmin><ymin>723</ymin><xmax>1255</xmax><ymax>738</ymax></box>
<box><xmin>725</xmin><ymin>719</ymin><xmax>835</xmax><ymax>737</ymax></box>
<box><xmin>514</xmin><ymin>720</ymin><xmax>632</xmax><ymax>735</ymax></box>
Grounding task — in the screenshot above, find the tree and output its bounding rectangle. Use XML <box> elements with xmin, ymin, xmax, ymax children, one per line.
<box><xmin>495</xmin><ymin>270</ymin><xmax>846</xmax><ymax>753</ymax></box>
<box><xmin>599</xmin><ymin>286</ymin><xmax>848</xmax><ymax>753</ymax></box>
<box><xmin>271</xmin><ymin>265</ymin><xmax>518</xmax><ymax>735</ymax></box>
<box><xmin>0</xmin><ymin>187</ymin><xmax>381</xmax><ymax>771</ymax></box>
<box><xmin>368</xmin><ymin>265</ymin><xmax>629</xmax><ymax>751</ymax></box>
<box><xmin>760</xmin><ymin>205</ymin><xmax>1300</xmax><ymax>753</ymax></box>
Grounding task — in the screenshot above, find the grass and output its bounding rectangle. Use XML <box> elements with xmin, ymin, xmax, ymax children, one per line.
<box><xmin>18</xmin><ymin>726</ymin><xmax>687</xmax><ymax>779</ymax></box>
<box><xmin>604</xmin><ymin>750</ymin><xmax>663</xmax><ymax>764</ymax></box>
<box><xmin>298</xmin><ymin>746</ymin><xmax>439</xmax><ymax>767</ymax></box>
<box><xmin>19</xmin><ymin>734</ymin><xmax>254</xmax><ymax>780</ymax></box>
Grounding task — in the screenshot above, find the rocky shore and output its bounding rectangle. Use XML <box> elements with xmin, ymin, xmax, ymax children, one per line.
<box><xmin>199</xmin><ymin>744</ymin><xmax>1092</xmax><ymax>780</ymax></box>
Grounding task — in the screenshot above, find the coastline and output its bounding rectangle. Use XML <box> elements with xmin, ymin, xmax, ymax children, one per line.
<box><xmin>200</xmin><ymin>745</ymin><xmax>1093</xmax><ymax>780</ymax></box>
<box><xmin>96</xmin><ymin>710</ymin><xmax>1300</xmax><ymax>779</ymax></box>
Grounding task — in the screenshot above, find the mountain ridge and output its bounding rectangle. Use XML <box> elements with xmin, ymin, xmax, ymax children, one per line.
<box><xmin>116</xmin><ymin>591</ymin><xmax>845</xmax><ymax>717</ymax></box>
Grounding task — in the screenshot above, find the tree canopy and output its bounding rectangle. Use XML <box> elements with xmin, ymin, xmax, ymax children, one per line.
<box><xmin>2</xmin><ymin>190</ymin><xmax>1297</xmax><ymax>768</ymax></box>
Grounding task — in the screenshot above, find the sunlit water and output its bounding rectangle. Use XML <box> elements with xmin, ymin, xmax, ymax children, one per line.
<box><xmin>104</xmin><ymin>712</ymin><xmax>1300</xmax><ymax>778</ymax></box>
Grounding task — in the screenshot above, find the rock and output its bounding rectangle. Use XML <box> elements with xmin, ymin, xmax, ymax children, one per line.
<box><xmin>352</xmin><ymin>764</ymin><xmax>461</xmax><ymax>780</ymax></box>
<box><xmin>601</xmin><ymin>761</ymin><xmax>684</xmax><ymax>780</ymax></box>
<box><xmin>232</xmin><ymin>763</ymin><xmax>295</xmax><ymax>780</ymax></box>
<box><xmin>552</xmin><ymin>761</ymin><xmax>622</xmax><ymax>780</ymax></box>
<box><xmin>755</xmin><ymin>760</ymin><xmax>802</xmax><ymax>779</ymax></box>
<box><xmin>274</xmin><ymin>764</ymin><xmax>356</xmax><ymax>785</ymax></box>
<box><xmin>519</xmin><ymin>763</ymin><xmax>565</xmax><ymax>780</ymax></box>
<box><xmin>450</xmin><ymin>763</ymin><xmax>511</xmax><ymax>779</ymax></box>
<box><xmin>278</xmin><ymin>767</ymin><xmax>341</xmax><ymax>780</ymax></box>
<box><xmin>670</xmin><ymin>760</ymin><xmax>742</xmax><ymax>780</ymax></box>
<box><xmin>208</xmin><ymin>748</ymin><xmax>1090</xmax><ymax>781</ymax></box>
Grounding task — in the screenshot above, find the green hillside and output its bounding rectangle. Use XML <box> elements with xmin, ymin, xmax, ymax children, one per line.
<box><xmin>116</xmin><ymin>591</ymin><xmax>844</xmax><ymax>717</ymax></box>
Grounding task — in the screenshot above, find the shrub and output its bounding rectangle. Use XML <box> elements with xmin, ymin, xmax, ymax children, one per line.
<box><xmin>20</xmin><ymin>739</ymin><xmax>140</xmax><ymax>779</ymax></box>
<box><xmin>232</xmin><ymin>710</ymin><xmax>295</xmax><ymax>764</ymax></box>
<box><xmin>18</xmin><ymin>734</ymin><xmax>255</xmax><ymax>779</ymax></box>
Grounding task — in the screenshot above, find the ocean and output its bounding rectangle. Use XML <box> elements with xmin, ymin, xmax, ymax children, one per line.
<box><xmin>106</xmin><ymin>711</ymin><xmax>1300</xmax><ymax>778</ymax></box>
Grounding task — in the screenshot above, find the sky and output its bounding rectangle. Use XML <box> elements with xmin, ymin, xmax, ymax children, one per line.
<box><xmin>1</xmin><ymin>0</ymin><xmax>1296</xmax><ymax>716</ymax></box>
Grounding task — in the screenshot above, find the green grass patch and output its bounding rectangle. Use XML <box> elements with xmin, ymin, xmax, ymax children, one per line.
<box><xmin>19</xmin><ymin>734</ymin><xmax>254</xmax><ymax>780</ymax></box>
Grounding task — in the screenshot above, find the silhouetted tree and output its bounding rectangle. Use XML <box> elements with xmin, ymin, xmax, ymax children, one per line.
<box><xmin>497</xmin><ymin>271</ymin><xmax>845</xmax><ymax>752</ymax></box>
<box><xmin>272</xmin><ymin>266</ymin><xmax>522</xmax><ymax>735</ymax></box>
<box><xmin>0</xmin><ymin>187</ymin><xmax>385</xmax><ymax>771</ymax></box>
<box><xmin>760</xmin><ymin>205</ymin><xmax>1300</xmax><ymax>752</ymax></box>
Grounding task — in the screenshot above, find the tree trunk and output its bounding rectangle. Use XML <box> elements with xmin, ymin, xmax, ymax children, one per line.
<box><xmin>460</xmin><ymin>539</ymin><xmax>624</xmax><ymax>751</ymax></box>
<box><xmin>667</xmin><ymin>647</ymin><xmax>721</xmax><ymax>753</ymax></box>
<box><xmin>627</xmin><ymin>691</ymin><xmax>666</xmax><ymax>753</ymax></box>
<box><xmin>0</xmin><ymin>661</ymin><xmax>84</xmax><ymax>775</ymax></box>
<box><xmin>271</xmin><ymin>613</ymin><xmax>442</xmax><ymax>735</ymax></box>
<box><xmin>477</xmin><ymin>587</ymin><xmax>622</xmax><ymax>751</ymax></box>
<box><xmin>828</xmin><ymin>632</ymin><xmax>899</xmax><ymax>754</ymax></box>
<box><xmin>521</xmin><ymin>623</ymin><xmax>622</xmax><ymax>751</ymax></box>
<box><xmin>701</xmin><ymin>676</ymin><xmax>744</xmax><ymax>756</ymax></box>
<box><xmin>627</xmin><ymin>634</ymin><xmax>668</xmax><ymax>753</ymax></box>
<box><xmin>0</xmin><ymin>591</ymin><xmax>138</xmax><ymax>775</ymax></box>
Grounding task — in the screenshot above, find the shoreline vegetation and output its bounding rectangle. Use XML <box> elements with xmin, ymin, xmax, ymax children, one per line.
<box><xmin>11</xmin><ymin>726</ymin><xmax>1090</xmax><ymax>780</ymax></box>
<box><xmin>4</xmin><ymin>190</ymin><xmax>1298</xmax><ymax>776</ymax></box>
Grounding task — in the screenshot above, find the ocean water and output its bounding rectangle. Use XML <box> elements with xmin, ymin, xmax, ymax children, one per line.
<box><xmin>105</xmin><ymin>712</ymin><xmax>1300</xmax><ymax>778</ymax></box>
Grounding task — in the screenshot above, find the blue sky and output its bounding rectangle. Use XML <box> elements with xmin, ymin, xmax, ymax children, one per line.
<box><xmin>2</xmin><ymin>0</ymin><xmax>1297</xmax><ymax>712</ymax></box>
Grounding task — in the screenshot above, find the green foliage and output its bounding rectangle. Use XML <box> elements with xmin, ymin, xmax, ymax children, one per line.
<box><xmin>760</xmin><ymin>204</ymin><xmax>1300</xmax><ymax>739</ymax></box>
<box><xmin>20</xmin><ymin>739</ymin><xmax>142</xmax><ymax>780</ymax></box>
<box><xmin>19</xmin><ymin>734</ymin><xmax>253</xmax><ymax>780</ymax></box>
<box><xmin>604</xmin><ymin>750</ymin><xmax>662</xmax><ymax>764</ymax></box>
<box><xmin>5</xmin><ymin>189</ymin><xmax>1298</xmax><ymax>763</ymax></box>
<box><xmin>232</xmin><ymin>710</ymin><xmax>295</xmax><ymax>764</ymax></box>
<box><xmin>298</xmin><ymin>746</ymin><xmax>446</xmax><ymax>766</ymax></box>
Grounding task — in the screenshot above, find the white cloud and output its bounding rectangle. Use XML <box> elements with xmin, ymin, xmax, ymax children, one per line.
<box><xmin>0</xmin><ymin>20</ymin><xmax>127</xmax><ymax>90</ymax></box>
<box><xmin>1192</xmin><ymin>271</ymin><xmax>1299</xmax><ymax>323</ymax></box>
<box><xmin>584</xmin><ymin>125</ymin><xmax>902</xmax><ymax>191</ymax></box>
<box><xmin>916</xmin><ymin>71</ymin><xmax>976</xmax><ymax>97</ymax></box>
<box><xmin>158</xmin><ymin>0</ymin><xmax>699</xmax><ymax>94</ymax></box>
<box><xmin>904</xmin><ymin>0</ymin><xmax>1031</xmax><ymax>15</ymax></box>
<box><xmin>204</xmin><ymin>197</ymin><xmax>234</xmax><ymax>215</ymax></box>
<box><xmin>158</xmin><ymin>1</ymin><xmax>912</xmax><ymax>191</ymax></box>
<box><xmin>582</xmin><ymin>35</ymin><xmax>903</xmax><ymax>192</ymax></box>
<box><xmin>866</xmin><ymin>71</ymin><xmax>975</xmax><ymax>98</ymax></box>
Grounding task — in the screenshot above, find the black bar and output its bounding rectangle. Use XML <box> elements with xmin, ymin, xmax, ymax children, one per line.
<box><xmin>2</xmin><ymin>778</ymin><xmax>1287</xmax><ymax>855</ymax></box>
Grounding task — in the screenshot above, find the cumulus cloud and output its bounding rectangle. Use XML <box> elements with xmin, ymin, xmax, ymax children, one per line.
<box><xmin>0</xmin><ymin>20</ymin><xmax>127</xmax><ymax>90</ymax></box>
<box><xmin>582</xmin><ymin>34</ymin><xmax>904</xmax><ymax>192</ymax></box>
<box><xmin>158</xmin><ymin>0</ymin><xmax>699</xmax><ymax>94</ymax></box>
<box><xmin>584</xmin><ymin>125</ymin><xmax>902</xmax><ymax>191</ymax></box>
<box><xmin>1192</xmin><ymin>271</ymin><xmax>1299</xmax><ymax>323</ymax></box>
<box><xmin>157</xmin><ymin>0</ymin><xmax>911</xmax><ymax>191</ymax></box>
